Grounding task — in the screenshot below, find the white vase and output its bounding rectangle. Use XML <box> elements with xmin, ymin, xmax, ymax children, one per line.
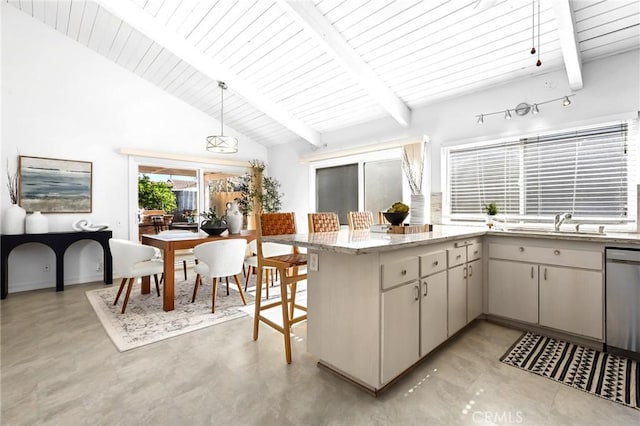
<box><xmin>25</xmin><ymin>211</ymin><xmax>48</xmax><ymax>234</ymax></box>
<box><xmin>410</xmin><ymin>194</ymin><xmax>426</xmax><ymax>225</ymax></box>
<box><xmin>2</xmin><ymin>204</ymin><xmax>26</xmax><ymax>234</ymax></box>
<box><xmin>225</xmin><ymin>201</ymin><xmax>243</xmax><ymax>234</ymax></box>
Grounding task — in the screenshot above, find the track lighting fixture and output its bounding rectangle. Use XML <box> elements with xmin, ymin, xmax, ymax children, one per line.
<box><xmin>475</xmin><ymin>95</ymin><xmax>574</xmax><ymax>124</ymax></box>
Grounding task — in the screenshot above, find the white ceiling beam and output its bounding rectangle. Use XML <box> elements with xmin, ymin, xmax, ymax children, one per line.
<box><xmin>96</xmin><ymin>0</ymin><xmax>321</xmax><ymax>146</ymax></box>
<box><xmin>278</xmin><ymin>0</ymin><xmax>412</xmax><ymax>128</ymax></box>
<box><xmin>551</xmin><ymin>0</ymin><xmax>583</xmax><ymax>90</ymax></box>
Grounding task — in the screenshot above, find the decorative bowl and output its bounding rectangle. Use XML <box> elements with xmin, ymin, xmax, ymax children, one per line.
<box><xmin>382</xmin><ymin>211</ymin><xmax>409</xmax><ymax>226</ymax></box>
<box><xmin>200</xmin><ymin>225</ymin><xmax>228</xmax><ymax>236</ymax></box>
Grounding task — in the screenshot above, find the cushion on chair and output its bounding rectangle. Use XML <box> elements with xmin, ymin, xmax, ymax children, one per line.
<box><xmin>130</xmin><ymin>259</ymin><xmax>164</xmax><ymax>278</ymax></box>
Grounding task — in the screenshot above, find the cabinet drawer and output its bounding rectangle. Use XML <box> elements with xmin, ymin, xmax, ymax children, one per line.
<box><xmin>381</xmin><ymin>257</ymin><xmax>418</xmax><ymax>290</ymax></box>
<box><xmin>489</xmin><ymin>243</ymin><xmax>602</xmax><ymax>270</ymax></box>
<box><xmin>420</xmin><ymin>250</ymin><xmax>446</xmax><ymax>277</ymax></box>
<box><xmin>447</xmin><ymin>247</ymin><xmax>466</xmax><ymax>268</ymax></box>
<box><xmin>468</xmin><ymin>243</ymin><xmax>482</xmax><ymax>262</ymax></box>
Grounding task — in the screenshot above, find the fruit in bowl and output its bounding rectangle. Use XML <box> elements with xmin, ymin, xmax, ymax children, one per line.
<box><xmin>383</xmin><ymin>202</ymin><xmax>410</xmax><ymax>226</ymax></box>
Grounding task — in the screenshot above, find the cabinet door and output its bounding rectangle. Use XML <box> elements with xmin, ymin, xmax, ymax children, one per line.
<box><xmin>448</xmin><ymin>265</ymin><xmax>467</xmax><ymax>336</ymax></box>
<box><xmin>381</xmin><ymin>281</ymin><xmax>420</xmax><ymax>384</ymax></box>
<box><xmin>488</xmin><ymin>259</ymin><xmax>538</xmax><ymax>324</ymax></box>
<box><xmin>539</xmin><ymin>266</ymin><xmax>603</xmax><ymax>339</ymax></box>
<box><xmin>467</xmin><ymin>259</ymin><xmax>483</xmax><ymax>321</ymax></box>
<box><xmin>421</xmin><ymin>270</ymin><xmax>448</xmax><ymax>356</ymax></box>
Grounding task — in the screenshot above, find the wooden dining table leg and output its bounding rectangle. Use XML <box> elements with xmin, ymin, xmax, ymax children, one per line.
<box><xmin>163</xmin><ymin>247</ymin><xmax>176</xmax><ymax>311</ymax></box>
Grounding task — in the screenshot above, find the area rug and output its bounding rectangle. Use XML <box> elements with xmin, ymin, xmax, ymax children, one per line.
<box><xmin>86</xmin><ymin>277</ymin><xmax>255</xmax><ymax>352</ymax></box>
<box><xmin>501</xmin><ymin>332</ymin><xmax>639</xmax><ymax>410</ymax></box>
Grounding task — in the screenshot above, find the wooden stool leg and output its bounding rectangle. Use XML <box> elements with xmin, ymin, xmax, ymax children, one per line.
<box><xmin>114</xmin><ymin>278</ymin><xmax>127</xmax><ymax>305</ymax></box>
<box><xmin>253</xmin><ymin>267</ymin><xmax>263</xmax><ymax>340</ymax></box>
<box><xmin>211</xmin><ymin>277</ymin><xmax>219</xmax><ymax>313</ymax></box>
<box><xmin>191</xmin><ymin>274</ymin><xmax>201</xmax><ymax>303</ymax></box>
<box><xmin>233</xmin><ymin>274</ymin><xmax>247</xmax><ymax>305</ymax></box>
<box><xmin>121</xmin><ymin>278</ymin><xmax>135</xmax><ymax>314</ymax></box>
<box><xmin>265</xmin><ymin>269</ymin><xmax>270</xmax><ymax>299</ymax></box>
<box><xmin>279</xmin><ymin>273</ymin><xmax>293</xmax><ymax>364</ymax></box>
<box><xmin>289</xmin><ymin>282</ymin><xmax>297</xmax><ymax>320</ymax></box>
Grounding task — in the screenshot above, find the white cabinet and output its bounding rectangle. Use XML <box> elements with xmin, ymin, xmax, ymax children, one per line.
<box><xmin>381</xmin><ymin>281</ymin><xmax>420</xmax><ymax>384</ymax></box>
<box><xmin>448</xmin><ymin>264</ymin><xmax>467</xmax><ymax>336</ymax></box>
<box><xmin>420</xmin><ymin>271</ymin><xmax>447</xmax><ymax>355</ymax></box>
<box><xmin>488</xmin><ymin>259</ymin><xmax>539</xmax><ymax>323</ymax></box>
<box><xmin>467</xmin><ymin>259</ymin><xmax>483</xmax><ymax>321</ymax></box>
<box><xmin>488</xmin><ymin>240</ymin><xmax>604</xmax><ymax>339</ymax></box>
<box><xmin>539</xmin><ymin>266</ymin><xmax>603</xmax><ymax>339</ymax></box>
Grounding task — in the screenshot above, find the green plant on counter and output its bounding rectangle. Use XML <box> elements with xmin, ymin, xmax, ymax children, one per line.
<box><xmin>483</xmin><ymin>202</ymin><xmax>499</xmax><ymax>216</ymax></box>
<box><xmin>386</xmin><ymin>201</ymin><xmax>410</xmax><ymax>213</ymax></box>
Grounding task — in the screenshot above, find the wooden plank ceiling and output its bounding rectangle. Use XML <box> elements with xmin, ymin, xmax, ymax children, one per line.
<box><xmin>6</xmin><ymin>0</ymin><xmax>639</xmax><ymax>148</ymax></box>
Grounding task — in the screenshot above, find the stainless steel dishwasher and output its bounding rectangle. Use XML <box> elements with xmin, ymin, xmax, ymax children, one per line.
<box><xmin>606</xmin><ymin>248</ymin><xmax>640</xmax><ymax>358</ymax></box>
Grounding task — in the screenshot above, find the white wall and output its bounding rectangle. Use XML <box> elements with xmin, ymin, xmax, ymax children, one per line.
<box><xmin>270</xmin><ymin>48</ymin><xmax>640</xmax><ymax>220</ymax></box>
<box><xmin>1</xmin><ymin>5</ymin><xmax>266</xmax><ymax>293</ymax></box>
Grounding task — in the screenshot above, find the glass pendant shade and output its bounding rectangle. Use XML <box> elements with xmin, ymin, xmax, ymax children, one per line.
<box><xmin>206</xmin><ymin>135</ymin><xmax>239</xmax><ymax>153</ymax></box>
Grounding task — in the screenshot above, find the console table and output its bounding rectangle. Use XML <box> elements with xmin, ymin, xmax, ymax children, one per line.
<box><xmin>1</xmin><ymin>230</ymin><xmax>113</xmax><ymax>299</ymax></box>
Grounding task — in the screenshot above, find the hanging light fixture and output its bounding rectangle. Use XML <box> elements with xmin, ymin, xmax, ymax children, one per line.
<box><xmin>530</xmin><ymin>0</ymin><xmax>542</xmax><ymax>66</ymax></box>
<box><xmin>475</xmin><ymin>95</ymin><xmax>574</xmax><ymax>124</ymax></box>
<box><xmin>206</xmin><ymin>81</ymin><xmax>238</xmax><ymax>154</ymax></box>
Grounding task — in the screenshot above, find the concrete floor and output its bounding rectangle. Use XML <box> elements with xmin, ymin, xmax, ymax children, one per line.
<box><xmin>2</xmin><ymin>280</ymin><xmax>639</xmax><ymax>426</ymax></box>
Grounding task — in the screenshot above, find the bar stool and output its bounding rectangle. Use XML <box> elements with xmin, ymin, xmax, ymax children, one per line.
<box><xmin>308</xmin><ymin>212</ymin><xmax>340</xmax><ymax>232</ymax></box>
<box><xmin>347</xmin><ymin>211</ymin><xmax>374</xmax><ymax>230</ymax></box>
<box><xmin>253</xmin><ymin>212</ymin><xmax>307</xmax><ymax>364</ymax></box>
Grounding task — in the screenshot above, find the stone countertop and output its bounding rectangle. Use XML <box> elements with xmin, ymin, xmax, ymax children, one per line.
<box><xmin>260</xmin><ymin>225</ymin><xmax>640</xmax><ymax>255</ymax></box>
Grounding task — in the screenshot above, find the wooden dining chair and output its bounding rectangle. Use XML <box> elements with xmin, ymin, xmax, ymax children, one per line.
<box><xmin>253</xmin><ymin>212</ymin><xmax>307</xmax><ymax>364</ymax></box>
<box><xmin>308</xmin><ymin>212</ymin><xmax>340</xmax><ymax>233</ymax></box>
<box><xmin>347</xmin><ymin>211</ymin><xmax>374</xmax><ymax>230</ymax></box>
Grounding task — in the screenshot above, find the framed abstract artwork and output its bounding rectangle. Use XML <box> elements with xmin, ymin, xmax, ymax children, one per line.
<box><xmin>18</xmin><ymin>156</ymin><xmax>92</xmax><ymax>213</ymax></box>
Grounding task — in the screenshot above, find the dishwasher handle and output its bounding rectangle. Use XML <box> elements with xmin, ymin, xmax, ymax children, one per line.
<box><xmin>607</xmin><ymin>258</ymin><xmax>640</xmax><ymax>266</ymax></box>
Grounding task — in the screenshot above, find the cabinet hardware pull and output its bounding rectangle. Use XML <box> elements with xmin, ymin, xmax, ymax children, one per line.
<box><xmin>554</xmin><ymin>250</ymin><xmax>560</xmax><ymax>255</ymax></box>
<box><xmin>433</xmin><ymin>260</ymin><xmax>438</xmax><ymax>266</ymax></box>
<box><xmin>401</xmin><ymin>269</ymin><xmax>407</xmax><ymax>275</ymax></box>
<box><xmin>531</xmin><ymin>266</ymin><xmax>534</xmax><ymax>279</ymax></box>
<box><xmin>544</xmin><ymin>268</ymin><xmax>547</xmax><ymax>280</ymax></box>
<box><xmin>519</xmin><ymin>247</ymin><xmax>525</xmax><ymax>252</ymax></box>
<box><xmin>415</xmin><ymin>285</ymin><xmax>420</xmax><ymax>301</ymax></box>
<box><xmin>469</xmin><ymin>265</ymin><xmax>473</xmax><ymax>277</ymax></box>
<box><xmin>423</xmin><ymin>282</ymin><xmax>428</xmax><ymax>297</ymax></box>
<box><xmin>456</xmin><ymin>254</ymin><xmax>462</xmax><ymax>259</ymax></box>
<box><xmin>474</xmin><ymin>250</ymin><xmax>478</xmax><ymax>255</ymax></box>
<box><xmin>463</xmin><ymin>266</ymin><xmax>467</xmax><ymax>279</ymax></box>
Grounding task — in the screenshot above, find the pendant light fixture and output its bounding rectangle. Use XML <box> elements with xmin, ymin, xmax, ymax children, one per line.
<box><xmin>530</xmin><ymin>0</ymin><xmax>542</xmax><ymax>66</ymax></box>
<box><xmin>206</xmin><ymin>81</ymin><xmax>238</xmax><ymax>154</ymax></box>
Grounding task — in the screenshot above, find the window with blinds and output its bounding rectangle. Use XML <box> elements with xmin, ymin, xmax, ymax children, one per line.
<box><xmin>445</xmin><ymin>121</ymin><xmax>636</xmax><ymax>224</ymax></box>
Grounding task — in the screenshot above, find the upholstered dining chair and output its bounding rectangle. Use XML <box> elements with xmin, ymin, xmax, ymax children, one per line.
<box><xmin>244</xmin><ymin>239</ymin><xmax>282</xmax><ymax>299</ymax></box>
<box><xmin>308</xmin><ymin>212</ymin><xmax>340</xmax><ymax>233</ymax></box>
<box><xmin>156</xmin><ymin>230</ymin><xmax>198</xmax><ymax>280</ymax></box>
<box><xmin>191</xmin><ymin>239</ymin><xmax>248</xmax><ymax>313</ymax></box>
<box><xmin>253</xmin><ymin>212</ymin><xmax>307</xmax><ymax>364</ymax></box>
<box><xmin>347</xmin><ymin>211</ymin><xmax>374</xmax><ymax>230</ymax></box>
<box><xmin>109</xmin><ymin>238</ymin><xmax>163</xmax><ymax>314</ymax></box>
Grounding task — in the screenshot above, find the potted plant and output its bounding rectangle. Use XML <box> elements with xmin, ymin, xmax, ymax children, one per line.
<box><xmin>383</xmin><ymin>201</ymin><xmax>410</xmax><ymax>226</ymax></box>
<box><xmin>199</xmin><ymin>207</ymin><xmax>228</xmax><ymax>235</ymax></box>
<box><xmin>482</xmin><ymin>202</ymin><xmax>499</xmax><ymax>229</ymax></box>
<box><xmin>236</xmin><ymin>159</ymin><xmax>283</xmax><ymax>228</ymax></box>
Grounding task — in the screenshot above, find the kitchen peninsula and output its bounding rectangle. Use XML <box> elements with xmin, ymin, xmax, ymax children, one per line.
<box><xmin>263</xmin><ymin>225</ymin><xmax>640</xmax><ymax>394</ymax></box>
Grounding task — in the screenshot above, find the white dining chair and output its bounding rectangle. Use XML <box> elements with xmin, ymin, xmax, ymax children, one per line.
<box><xmin>109</xmin><ymin>238</ymin><xmax>164</xmax><ymax>314</ymax></box>
<box><xmin>191</xmin><ymin>239</ymin><xmax>248</xmax><ymax>313</ymax></box>
<box><xmin>244</xmin><ymin>239</ymin><xmax>282</xmax><ymax>299</ymax></box>
<box><xmin>156</xmin><ymin>230</ymin><xmax>198</xmax><ymax>280</ymax></box>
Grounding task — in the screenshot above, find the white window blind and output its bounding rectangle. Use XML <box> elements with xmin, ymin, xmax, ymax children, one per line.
<box><xmin>446</xmin><ymin>121</ymin><xmax>636</xmax><ymax>223</ymax></box>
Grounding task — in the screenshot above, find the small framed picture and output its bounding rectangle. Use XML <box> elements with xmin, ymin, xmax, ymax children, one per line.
<box><xmin>19</xmin><ymin>156</ymin><xmax>92</xmax><ymax>213</ymax></box>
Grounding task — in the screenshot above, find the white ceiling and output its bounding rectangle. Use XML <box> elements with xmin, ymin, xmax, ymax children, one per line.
<box><xmin>7</xmin><ymin>0</ymin><xmax>640</xmax><ymax>148</ymax></box>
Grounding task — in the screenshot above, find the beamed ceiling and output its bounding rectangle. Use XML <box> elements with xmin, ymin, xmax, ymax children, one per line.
<box><xmin>7</xmin><ymin>0</ymin><xmax>639</xmax><ymax>148</ymax></box>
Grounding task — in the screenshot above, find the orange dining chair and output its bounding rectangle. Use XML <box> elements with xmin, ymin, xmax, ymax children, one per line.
<box><xmin>253</xmin><ymin>212</ymin><xmax>307</xmax><ymax>364</ymax></box>
<box><xmin>308</xmin><ymin>212</ymin><xmax>340</xmax><ymax>233</ymax></box>
<box><xmin>347</xmin><ymin>211</ymin><xmax>374</xmax><ymax>230</ymax></box>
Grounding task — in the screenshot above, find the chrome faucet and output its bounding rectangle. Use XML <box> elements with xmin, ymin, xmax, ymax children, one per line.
<box><xmin>554</xmin><ymin>213</ymin><xmax>572</xmax><ymax>231</ymax></box>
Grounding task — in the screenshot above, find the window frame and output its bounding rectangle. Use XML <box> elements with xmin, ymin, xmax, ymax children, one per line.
<box><xmin>441</xmin><ymin>120</ymin><xmax>638</xmax><ymax>232</ymax></box>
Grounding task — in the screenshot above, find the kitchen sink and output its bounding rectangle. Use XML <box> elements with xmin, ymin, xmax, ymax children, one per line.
<box><xmin>502</xmin><ymin>227</ymin><xmax>606</xmax><ymax>236</ymax></box>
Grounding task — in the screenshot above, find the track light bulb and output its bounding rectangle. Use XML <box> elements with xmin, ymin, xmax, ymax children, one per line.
<box><xmin>532</xmin><ymin>104</ymin><xmax>539</xmax><ymax>114</ymax></box>
<box><xmin>563</xmin><ymin>96</ymin><xmax>571</xmax><ymax>106</ymax></box>
<box><xmin>504</xmin><ymin>110</ymin><xmax>512</xmax><ymax>120</ymax></box>
<box><xmin>477</xmin><ymin>114</ymin><xmax>484</xmax><ymax>124</ymax></box>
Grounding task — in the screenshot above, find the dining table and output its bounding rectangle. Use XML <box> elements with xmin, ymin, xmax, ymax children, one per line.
<box><xmin>141</xmin><ymin>230</ymin><xmax>256</xmax><ymax>311</ymax></box>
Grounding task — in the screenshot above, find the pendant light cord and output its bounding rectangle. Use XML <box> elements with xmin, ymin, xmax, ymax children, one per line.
<box><xmin>536</xmin><ymin>0</ymin><xmax>542</xmax><ymax>66</ymax></box>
